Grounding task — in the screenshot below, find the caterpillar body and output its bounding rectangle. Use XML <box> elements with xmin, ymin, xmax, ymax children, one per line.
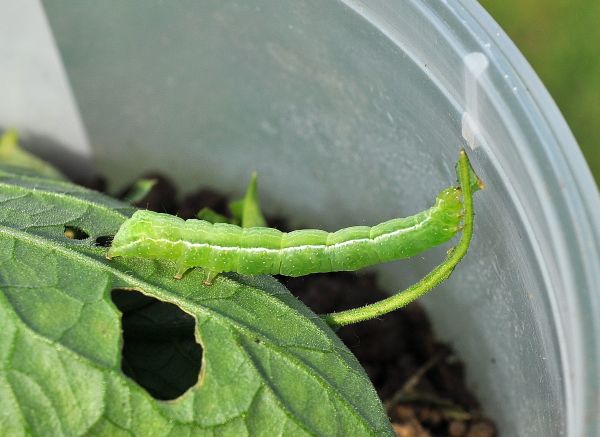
<box><xmin>107</xmin><ymin>154</ymin><xmax>481</xmax><ymax>283</ymax></box>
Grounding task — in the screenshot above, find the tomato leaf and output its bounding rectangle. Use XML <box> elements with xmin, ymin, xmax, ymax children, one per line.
<box><xmin>0</xmin><ymin>166</ymin><xmax>393</xmax><ymax>436</ymax></box>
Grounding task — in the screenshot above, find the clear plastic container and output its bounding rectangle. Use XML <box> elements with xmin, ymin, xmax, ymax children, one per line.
<box><xmin>38</xmin><ymin>1</ymin><xmax>600</xmax><ymax>435</ymax></box>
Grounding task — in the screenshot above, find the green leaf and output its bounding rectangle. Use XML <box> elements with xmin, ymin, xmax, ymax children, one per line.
<box><xmin>121</xmin><ymin>178</ymin><xmax>157</xmax><ymax>204</ymax></box>
<box><xmin>196</xmin><ymin>207</ymin><xmax>234</xmax><ymax>224</ymax></box>
<box><xmin>0</xmin><ymin>167</ymin><xmax>393</xmax><ymax>436</ymax></box>
<box><xmin>229</xmin><ymin>172</ymin><xmax>267</xmax><ymax>228</ymax></box>
<box><xmin>0</xmin><ymin>129</ymin><xmax>65</xmax><ymax>180</ymax></box>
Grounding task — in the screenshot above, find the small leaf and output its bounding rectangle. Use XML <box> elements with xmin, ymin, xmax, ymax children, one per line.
<box><xmin>0</xmin><ymin>129</ymin><xmax>65</xmax><ymax>179</ymax></box>
<box><xmin>121</xmin><ymin>178</ymin><xmax>157</xmax><ymax>204</ymax></box>
<box><xmin>196</xmin><ymin>207</ymin><xmax>234</xmax><ymax>224</ymax></box>
<box><xmin>0</xmin><ymin>166</ymin><xmax>393</xmax><ymax>435</ymax></box>
<box><xmin>229</xmin><ymin>172</ymin><xmax>267</xmax><ymax>228</ymax></box>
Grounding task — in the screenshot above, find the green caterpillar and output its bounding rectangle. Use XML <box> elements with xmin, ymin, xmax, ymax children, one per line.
<box><xmin>107</xmin><ymin>152</ymin><xmax>481</xmax><ymax>284</ymax></box>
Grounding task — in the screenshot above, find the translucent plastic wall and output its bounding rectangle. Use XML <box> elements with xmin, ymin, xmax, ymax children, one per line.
<box><xmin>35</xmin><ymin>1</ymin><xmax>600</xmax><ymax>435</ymax></box>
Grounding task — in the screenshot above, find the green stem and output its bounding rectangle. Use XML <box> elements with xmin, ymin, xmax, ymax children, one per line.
<box><xmin>323</xmin><ymin>149</ymin><xmax>478</xmax><ymax>328</ymax></box>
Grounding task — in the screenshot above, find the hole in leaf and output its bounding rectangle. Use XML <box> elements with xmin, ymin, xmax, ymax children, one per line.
<box><xmin>95</xmin><ymin>235</ymin><xmax>114</xmax><ymax>247</ymax></box>
<box><xmin>111</xmin><ymin>289</ymin><xmax>202</xmax><ymax>400</ymax></box>
<box><xmin>64</xmin><ymin>225</ymin><xmax>89</xmax><ymax>240</ymax></box>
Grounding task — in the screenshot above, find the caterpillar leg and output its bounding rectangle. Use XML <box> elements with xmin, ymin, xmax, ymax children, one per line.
<box><xmin>174</xmin><ymin>264</ymin><xmax>190</xmax><ymax>280</ymax></box>
<box><xmin>203</xmin><ymin>270</ymin><xmax>221</xmax><ymax>286</ymax></box>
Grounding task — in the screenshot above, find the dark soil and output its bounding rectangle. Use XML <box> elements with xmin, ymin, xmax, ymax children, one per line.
<box><xmin>110</xmin><ymin>173</ymin><xmax>497</xmax><ymax>437</ymax></box>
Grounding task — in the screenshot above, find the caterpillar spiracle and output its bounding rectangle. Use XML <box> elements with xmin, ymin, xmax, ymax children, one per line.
<box><xmin>107</xmin><ymin>151</ymin><xmax>482</xmax><ymax>284</ymax></box>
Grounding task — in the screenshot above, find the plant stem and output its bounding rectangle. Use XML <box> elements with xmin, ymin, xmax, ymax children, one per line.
<box><xmin>323</xmin><ymin>149</ymin><xmax>479</xmax><ymax>328</ymax></box>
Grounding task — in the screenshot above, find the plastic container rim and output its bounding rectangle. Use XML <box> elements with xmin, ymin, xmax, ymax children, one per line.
<box><xmin>450</xmin><ymin>1</ymin><xmax>600</xmax><ymax>435</ymax></box>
